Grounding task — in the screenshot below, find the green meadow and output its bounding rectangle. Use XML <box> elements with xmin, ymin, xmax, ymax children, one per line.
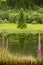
<box><xmin>0</xmin><ymin>23</ymin><xmax>43</xmax><ymax>34</ymax></box>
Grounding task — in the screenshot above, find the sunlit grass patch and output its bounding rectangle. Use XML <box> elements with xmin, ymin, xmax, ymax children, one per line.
<box><xmin>0</xmin><ymin>23</ymin><xmax>43</xmax><ymax>34</ymax></box>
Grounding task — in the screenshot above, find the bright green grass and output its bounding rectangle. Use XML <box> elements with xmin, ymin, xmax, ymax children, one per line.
<box><xmin>0</xmin><ymin>23</ymin><xmax>43</xmax><ymax>34</ymax></box>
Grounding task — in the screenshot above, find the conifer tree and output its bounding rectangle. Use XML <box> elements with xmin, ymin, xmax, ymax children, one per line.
<box><xmin>17</xmin><ymin>8</ymin><xmax>27</xmax><ymax>29</ymax></box>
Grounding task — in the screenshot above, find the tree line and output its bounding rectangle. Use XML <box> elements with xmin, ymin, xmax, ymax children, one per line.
<box><xmin>0</xmin><ymin>0</ymin><xmax>43</xmax><ymax>9</ymax></box>
<box><xmin>6</xmin><ymin>0</ymin><xmax>43</xmax><ymax>8</ymax></box>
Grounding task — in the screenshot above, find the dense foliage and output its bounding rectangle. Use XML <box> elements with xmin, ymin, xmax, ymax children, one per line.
<box><xmin>0</xmin><ymin>8</ymin><xmax>43</xmax><ymax>24</ymax></box>
<box><xmin>0</xmin><ymin>33</ymin><xmax>43</xmax><ymax>57</ymax></box>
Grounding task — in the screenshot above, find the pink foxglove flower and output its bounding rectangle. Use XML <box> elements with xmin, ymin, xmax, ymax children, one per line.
<box><xmin>37</xmin><ymin>33</ymin><xmax>42</xmax><ymax>58</ymax></box>
<box><xmin>2</xmin><ymin>34</ymin><xmax>4</xmax><ymax>56</ymax></box>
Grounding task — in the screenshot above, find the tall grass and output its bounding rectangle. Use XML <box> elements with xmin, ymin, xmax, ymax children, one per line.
<box><xmin>0</xmin><ymin>53</ymin><xmax>43</xmax><ymax>65</ymax></box>
<box><xmin>0</xmin><ymin>48</ymin><xmax>43</xmax><ymax>65</ymax></box>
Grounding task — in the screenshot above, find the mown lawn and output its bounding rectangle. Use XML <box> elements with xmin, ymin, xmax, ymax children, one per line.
<box><xmin>0</xmin><ymin>23</ymin><xmax>43</xmax><ymax>34</ymax></box>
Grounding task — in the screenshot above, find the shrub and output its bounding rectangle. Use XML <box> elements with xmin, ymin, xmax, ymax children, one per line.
<box><xmin>26</xmin><ymin>14</ymin><xmax>30</xmax><ymax>23</ymax></box>
<box><xmin>3</xmin><ymin>19</ymin><xmax>8</xmax><ymax>23</ymax></box>
<box><xmin>32</xmin><ymin>12</ymin><xmax>42</xmax><ymax>24</ymax></box>
<box><xmin>32</xmin><ymin>21</ymin><xmax>37</xmax><ymax>24</ymax></box>
<box><xmin>0</xmin><ymin>18</ymin><xmax>3</xmax><ymax>23</ymax></box>
<box><xmin>34</xmin><ymin>15</ymin><xmax>42</xmax><ymax>24</ymax></box>
<box><xmin>9</xmin><ymin>13</ymin><xmax>18</xmax><ymax>23</ymax></box>
<box><xmin>0</xmin><ymin>18</ymin><xmax>8</xmax><ymax>23</ymax></box>
<box><xmin>0</xmin><ymin>11</ymin><xmax>9</xmax><ymax>20</ymax></box>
